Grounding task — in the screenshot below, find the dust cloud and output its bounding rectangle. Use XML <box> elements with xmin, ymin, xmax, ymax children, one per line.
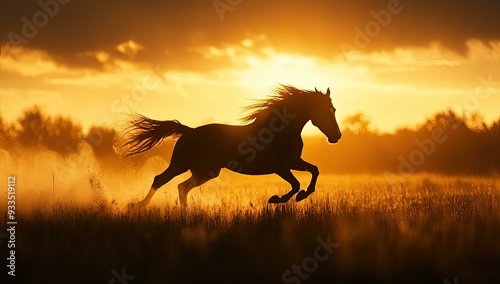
<box><xmin>0</xmin><ymin>143</ymin><xmax>174</xmax><ymax>213</ymax></box>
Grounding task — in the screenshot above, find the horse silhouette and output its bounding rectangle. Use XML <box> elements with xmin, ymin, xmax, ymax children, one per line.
<box><xmin>115</xmin><ymin>85</ymin><xmax>341</xmax><ymax>209</ymax></box>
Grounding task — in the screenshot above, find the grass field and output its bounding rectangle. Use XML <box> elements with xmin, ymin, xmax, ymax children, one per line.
<box><xmin>4</xmin><ymin>173</ymin><xmax>500</xmax><ymax>283</ymax></box>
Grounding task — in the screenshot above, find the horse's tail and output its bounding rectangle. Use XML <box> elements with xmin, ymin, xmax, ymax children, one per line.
<box><xmin>114</xmin><ymin>114</ymin><xmax>193</xmax><ymax>157</ymax></box>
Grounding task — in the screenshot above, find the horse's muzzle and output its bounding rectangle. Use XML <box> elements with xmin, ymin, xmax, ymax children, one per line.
<box><xmin>328</xmin><ymin>137</ymin><xmax>340</xmax><ymax>144</ymax></box>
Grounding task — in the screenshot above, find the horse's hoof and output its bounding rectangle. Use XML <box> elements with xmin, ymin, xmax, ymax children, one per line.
<box><xmin>296</xmin><ymin>190</ymin><xmax>309</xmax><ymax>202</ymax></box>
<box><xmin>268</xmin><ymin>195</ymin><xmax>283</xmax><ymax>203</ymax></box>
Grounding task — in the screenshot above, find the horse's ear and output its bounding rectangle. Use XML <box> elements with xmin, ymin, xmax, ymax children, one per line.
<box><xmin>315</xmin><ymin>87</ymin><xmax>319</xmax><ymax>92</ymax></box>
<box><xmin>326</xmin><ymin>87</ymin><xmax>331</xmax><ymax>97</ymax></box>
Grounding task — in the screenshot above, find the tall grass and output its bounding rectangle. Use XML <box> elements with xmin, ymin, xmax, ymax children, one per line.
<box><xmin>8</xmin><ymin>175</ymin><xmax>500</xmax><ymax>283</ymax></box>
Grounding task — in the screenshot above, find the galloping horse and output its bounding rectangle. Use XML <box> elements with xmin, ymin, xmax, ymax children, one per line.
<box><xmin>115</xmin><ymin>85</ymin><xmax>341</xmax><ymax>209</ymax></box>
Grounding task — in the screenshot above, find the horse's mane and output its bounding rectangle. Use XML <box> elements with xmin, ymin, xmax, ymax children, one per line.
<box><xmin>241</xmin><ymin>85</ymin><xmax>316</xmax><ymax>122</ymax></box>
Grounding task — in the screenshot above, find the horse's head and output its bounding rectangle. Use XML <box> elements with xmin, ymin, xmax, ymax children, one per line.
<box><xmin>310</xmin><ymin>87</ymin><xmax>342</xmax><ymax>143</ymax></box>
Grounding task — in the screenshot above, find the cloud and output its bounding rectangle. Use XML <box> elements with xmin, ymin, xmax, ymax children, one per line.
<box><xmin>0</xmin><ymin>45</ymin><xmax>63</xmax><ymax>76</ymax></box>
<box><xmin>115</xmin><ymin>40</ymin><xmax>144</xmax><ymax>58</ymax></box>
<box><xmin>1</xmin><ymin>1</ymin><xmax>499</xmax><ymax>133</ymax></box>
<box><xmin>1</xmin><ymin>0</ymin><xmax>500</xmax><ymax>71</ymax></box>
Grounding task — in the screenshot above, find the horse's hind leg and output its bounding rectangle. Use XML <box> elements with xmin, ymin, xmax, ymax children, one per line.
<box><xmin>139</xmin><ymin>163</ymin><xmax>188</xmax><ymax>207</ymax></box>
<box><xmin>178</xmin><ymin>169</ymin><xmax>220</xmax><ymax>208</ymax></box>
<box><xmin>177</xmin><ymin>169</ymin><xmax>220</xmax><ymax>222</ymax></box>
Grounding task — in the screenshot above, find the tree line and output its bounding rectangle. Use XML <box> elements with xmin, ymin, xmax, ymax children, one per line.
<box><xmin>1</xmin><ymin>106</ymin><xmax>499</xmax><ymax>175</ymax></box>
<box><xmin>305</xmin><ymin>111</ymin><xmax>500</xmax><ymax>175</ymax></box>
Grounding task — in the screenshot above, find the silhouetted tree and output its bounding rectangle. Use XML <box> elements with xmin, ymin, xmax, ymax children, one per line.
<box><xmin>343</xmin><ymin>112</ymin><xmax>372</xmax><ymax>134</ymax></box>
<box><xmin>0</xmin><ymin>113</ymin><xmax>15</xmax><ymax>148</ymax></box>
<box><xmin>46</xmin><ymin>115</ymin><xmax>83</xmax><ymax>153</ymax></box>
<box><xmin>489</xmin><ymin>118</ymin><xmax>500</xmax><ymax>135</ymax></box>
<box><xmin>16</xmin><ymin>106</ymin><xmax>48</xmax><ymax>147</ymax></box>
<box><xmin>463</xmin><ymin>111</ymin><xmax>488</xmax><ymax>132</ymax></box>
<box><xmin>86</xmin><ymin>126</ymin><xmax>117</xmax><ymax>158</ymax></box>
<box><xmin>15</xmin><ymin>106</ymin><xmax>83</xmax><ymax>154</ymax></box>
<box><xmin>418</xmin><ymin>110</ymin><xmax>465</xmax><ymax>132</ymax></box>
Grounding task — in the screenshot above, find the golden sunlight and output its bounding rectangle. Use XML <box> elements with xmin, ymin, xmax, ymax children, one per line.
<box><xmin>1</xmin><ymin>1</ymin><xmax>500</xmax><ymax>283</ymax></box>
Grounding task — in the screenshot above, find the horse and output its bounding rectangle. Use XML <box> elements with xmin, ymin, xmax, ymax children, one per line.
<box><xmin>115</xmin><ymin>85</ymin><xmax>341</xmax><ymax>209</ymax></box>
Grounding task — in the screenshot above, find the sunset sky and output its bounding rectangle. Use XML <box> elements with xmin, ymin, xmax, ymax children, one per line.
<box><xmin>1</xmin><ymin>0</ymin><xmax>499</xmax><ymax>134</ymax></box>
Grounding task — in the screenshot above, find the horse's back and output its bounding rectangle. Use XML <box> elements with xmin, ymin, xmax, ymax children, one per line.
<box><xmin>192</xmin><ymin>123</ymin><xmax>248</xmax><ymax>141</ymax></box>
<box><xmin>172</xmin><ymin>123</ymin><xmax>247</xmax><ymax>163</ymax></box>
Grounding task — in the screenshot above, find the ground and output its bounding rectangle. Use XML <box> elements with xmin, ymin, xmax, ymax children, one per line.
<box><xmin>5</xmin><ymin>174</ymin><xmax>500</xmax><ymax>283</ymax></box>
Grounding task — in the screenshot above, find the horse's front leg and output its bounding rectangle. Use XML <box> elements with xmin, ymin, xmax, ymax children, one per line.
<box><xmin>268</xmin><ymin>170</ymin><xmax>300</xmax><ymax>203</ymax></box>
<box><xmin>292</xmin><ymin>159</ymin><xmax>319</xmax><ymax>202</ymax></box>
